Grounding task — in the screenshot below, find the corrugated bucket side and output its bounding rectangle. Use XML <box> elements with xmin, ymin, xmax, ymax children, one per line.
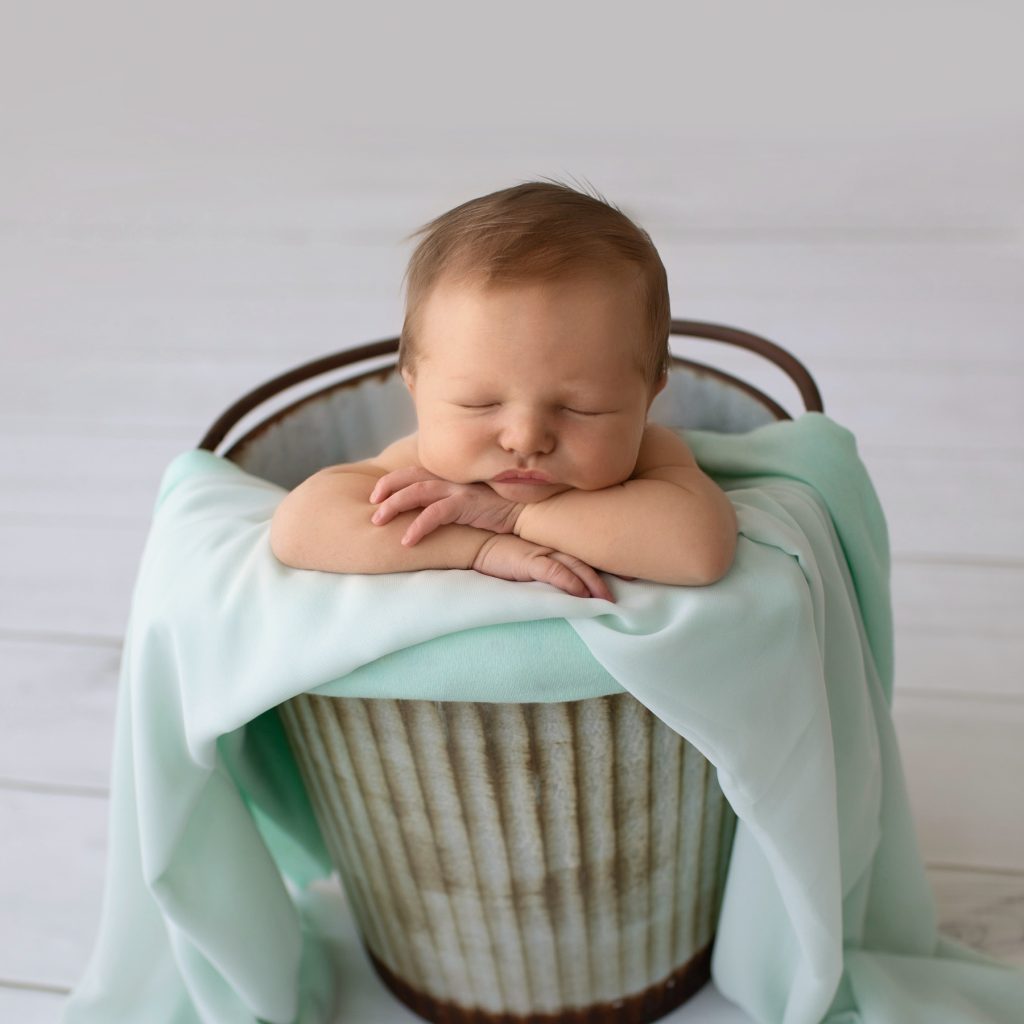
<box><xmin>279</xmin><ymin>692</ymin><xmax>737</xmax><ymax>1023</ymax></box>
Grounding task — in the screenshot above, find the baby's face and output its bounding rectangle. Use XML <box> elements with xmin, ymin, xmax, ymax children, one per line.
<box><xmin>402</xmin><ymin>269</ymin><xmax>666</xmax><ymax>503</ymax></box>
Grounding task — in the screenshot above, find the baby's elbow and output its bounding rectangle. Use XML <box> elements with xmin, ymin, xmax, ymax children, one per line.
<box><xmin>269</xmin><ymin>518</ymin><xmax>294</xmax><ymax>567</ymax></box>
<box><xmin>699</xmin><ymin>549</ymin><xmax>734</xmax><ymax>586</ymax></box>
<box><xmin>269</xmin><ymin>501</ymin><xmax>303</xmax><ymax>568</ymax></box>
<box><xmin>696</xmin><ymin>524</ymin><xmax>738</xmax><ymax>586</ymax></box>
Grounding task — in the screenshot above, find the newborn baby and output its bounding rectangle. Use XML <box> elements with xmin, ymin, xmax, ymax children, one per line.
<box><xmin>271</xmin><ymin>181</ymin><xmax>738</xmax><ymax>601</ymax></box>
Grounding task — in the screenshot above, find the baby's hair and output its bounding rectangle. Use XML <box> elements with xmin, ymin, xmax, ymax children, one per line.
<box><xmin>397</xmin><ymin>176</ymin><xmax>671</xmax><ymax>392</ymax></box>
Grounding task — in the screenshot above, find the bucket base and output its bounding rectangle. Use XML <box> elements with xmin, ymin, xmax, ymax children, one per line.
<box><xmin>364</xmin><ymin>941</ymin><xmax>713</xmax><ymax>1024</ymax></box>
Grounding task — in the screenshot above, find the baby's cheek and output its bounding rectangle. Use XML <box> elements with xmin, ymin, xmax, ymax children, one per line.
<box><xmin>417</xmin><ymin>434</ymin><xmax>472</xmax><ymax>483</ymax></box>
<box><xmin>581</xmin><ymin>447</ymin><xmax>636</xmax><ymax>489</ymax></box>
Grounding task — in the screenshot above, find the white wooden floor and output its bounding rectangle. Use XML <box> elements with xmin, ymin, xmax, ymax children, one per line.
<box><xmin>2</xmin><ymin>15</ymin><xmax>1023</xmax><ymax>1020</ymax></box>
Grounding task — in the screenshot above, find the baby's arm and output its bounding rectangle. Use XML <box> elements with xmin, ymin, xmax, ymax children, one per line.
<box><xmin>269</xmin><ymin>443</ymin><xmax>615</xmax><ymax>599</ymax></box>
<box><xmin>270</xmin><ymin>459</ymin><xmax>492</xmax><ymax>574</ymax></box>
<box><xmin>514</xmin><ymin>424</ymin><xmax>738</xmax><ymax>586</ymax></box>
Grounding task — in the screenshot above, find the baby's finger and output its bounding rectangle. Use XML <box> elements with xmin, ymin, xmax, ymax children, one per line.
<box><xmin>576</xmin><ymin>564</ymin><xmax>615</xmax><ymax>602</ymax></box>
<box><xmin>368</xmin><ymin>470</ymin><xmax>409</xmax><ymax>504</ymax></box>
<box><xmin>529</xmin><ymin>555</ymin><xmax>596</xmax><ymax>600</ymax></box>
<box><xmin>537</xmin><ymin>562</ymin><xmax>590</xmax><ymax>598</ymax></box>
<box><xmin>549</xmin><ymin>554</ymin><xmax>614</xmax><ymax>601</ymax></box>
<box><xmin>371</xmin><ymin>480</ymin><xmax>450</xmax><ymax>524</ymax></box>
<box><xmin>400</xmin><ymin>496</ymin><xmax>460</xmax><ymax>546</ymax></box>
<box><xmin>369</xmin><ymin>467</ymin><xmax>437</xmax><ymax>504</ymax></box>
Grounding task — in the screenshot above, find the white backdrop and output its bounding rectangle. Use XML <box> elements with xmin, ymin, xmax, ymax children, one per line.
<box><xmin>1</xmin><ymin>3</ymin><xmax>1022</xmax><ymax>1022</ymax></box>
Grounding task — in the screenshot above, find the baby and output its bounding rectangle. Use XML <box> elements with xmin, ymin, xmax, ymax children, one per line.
<box><xmin>270</xmin><ymin>180</ymin><xmax>738</xmax><ymax>601</ymax></box>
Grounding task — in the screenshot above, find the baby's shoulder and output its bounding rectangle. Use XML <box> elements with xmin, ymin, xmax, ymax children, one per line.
<box><xmin>315</xmin><ymin>431</ymin><xmax>420</xmax><ymax>479</ymax></box>
<box><xmin>631</xmin><ymin>423</ymin><xmax>697</xmax><ymax>477</ymax></box>
<box><xmin>374</xmin><ymin>431</ymin><xmax>421</xmax><ymax>472</ymax></box>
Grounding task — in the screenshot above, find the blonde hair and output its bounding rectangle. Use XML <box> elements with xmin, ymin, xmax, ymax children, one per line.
<box><xmin>397</xmin><ymin>178</ymin><xmax>671</xmax><ymax>392</ymax></box>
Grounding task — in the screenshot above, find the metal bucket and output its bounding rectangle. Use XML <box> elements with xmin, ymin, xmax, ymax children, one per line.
<box><xmin>280</xmin><ymin>693</ymin><xmax>736</xmax><ymax>1022</ymax></box>
<box><xmin>200</xmin><ymin>322</ymin><xmax>823</xmax><ymax>1022</ymax></box>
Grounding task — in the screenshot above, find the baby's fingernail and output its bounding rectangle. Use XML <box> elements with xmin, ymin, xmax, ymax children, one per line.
<box><xmin>371</xmin><ymin>510</ymin><xmax>382</xmax><ymax>523</ymax></box>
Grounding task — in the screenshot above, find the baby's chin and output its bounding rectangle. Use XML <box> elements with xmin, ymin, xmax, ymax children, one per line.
<box><xmin>485</xmin><ymin>479</ymin><xmax>574</xmax><ymax>503</ymax></box>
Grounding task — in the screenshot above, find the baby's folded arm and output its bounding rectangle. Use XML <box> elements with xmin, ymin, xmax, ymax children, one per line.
<box><xmin>515</xmin><ymin>475</ymin><xmax>737</xmax><ymax>587</ymax></box>
<box><xmin>636</xmin><ymin>464</ymin><xmax>738</xmax><ymax>583</ymax></box>
<box><xmin>269</xmin><ymin>463</ymin><xmax>494</xmax><ymax>574</ymax></box>
<box><xmin>510</xmin><ymin>423</ymin><xmax>738</xmax><ymax>586</ymax></box>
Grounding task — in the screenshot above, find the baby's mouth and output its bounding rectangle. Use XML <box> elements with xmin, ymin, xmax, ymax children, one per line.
<box><xmin>492</xmin><ymin>470</ymin><xmax>554</xmax><ymax>483</ymax></box>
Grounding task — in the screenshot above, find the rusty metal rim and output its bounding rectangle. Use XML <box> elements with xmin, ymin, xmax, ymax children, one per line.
<box><xmin>365</xmin><ymin>939</ymin><xmax>714</xmax><ymax>1024</ymax></box>
<box><xmin>670</xmin><ymin>318</ymin><xmax>823</xmax><ymax>416</ymax></box>
<box><xmin>197</xmin><ymin>320</ymin><xmax>824</xmax><ymax>456</ymax></box>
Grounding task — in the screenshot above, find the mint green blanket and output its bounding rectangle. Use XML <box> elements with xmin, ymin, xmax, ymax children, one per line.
<box><xmin>62</xmin><ymin>413</ymin><xmax>1024</xmax><ymax>1024</ymax></box>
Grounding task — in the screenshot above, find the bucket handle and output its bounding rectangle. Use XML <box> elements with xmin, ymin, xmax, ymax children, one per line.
<box><xmin>670</xmin><ymin>319</ymin><xmax>824</xmax><ymax>417</ymax></box>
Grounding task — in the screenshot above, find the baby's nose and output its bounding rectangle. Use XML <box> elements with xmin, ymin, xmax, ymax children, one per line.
<box><xmin>500</xmin><ymin>413</ymin><xmax>555</xmax><ymax>455</ymax></box>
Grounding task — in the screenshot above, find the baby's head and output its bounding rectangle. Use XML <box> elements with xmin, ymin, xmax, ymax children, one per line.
<box><xmin>397</xmin><ymin>180</ymin><xmax>671</xmax><ymax>503</ymax></box>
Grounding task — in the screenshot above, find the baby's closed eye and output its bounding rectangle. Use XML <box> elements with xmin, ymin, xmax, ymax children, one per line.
<box><xmin>456</xmin><ymin>402</ymin><xmax>606</xmax><ymax>416</ymax></box>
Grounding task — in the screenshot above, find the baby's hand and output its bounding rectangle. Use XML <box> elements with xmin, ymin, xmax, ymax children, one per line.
<box><xmin>369</xmin><ymin>467</ymin><xmax>525</xmax><ymax>547</ymax></box>
<box><xmin>473</xmin><ymin>534</ymin><xmax>615</xmax><ymax>601</ymax></box>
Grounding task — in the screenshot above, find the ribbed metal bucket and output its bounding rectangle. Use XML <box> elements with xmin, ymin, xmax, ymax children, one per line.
<box><xmin>279</xmin><ymin>692</ymin><xmax>737</xmax><ymax>1023</ymax></box>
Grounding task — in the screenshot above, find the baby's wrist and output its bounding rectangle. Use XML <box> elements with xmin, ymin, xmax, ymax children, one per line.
<box><xmin>511</xmin><ymin>502</ymin><xmax>530</xmax><ymax>537</ymax></box>
<box><xmin>471</xmin><ymin>532</ymin><xmax>502</xmax><ymax>572</ymax></box>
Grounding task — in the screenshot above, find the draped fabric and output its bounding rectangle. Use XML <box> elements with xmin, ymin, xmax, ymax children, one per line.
<box><xmin>63</xmin><ymin>413</ymin><xmax>1024</xmax><ymax>1024</ymax></box>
